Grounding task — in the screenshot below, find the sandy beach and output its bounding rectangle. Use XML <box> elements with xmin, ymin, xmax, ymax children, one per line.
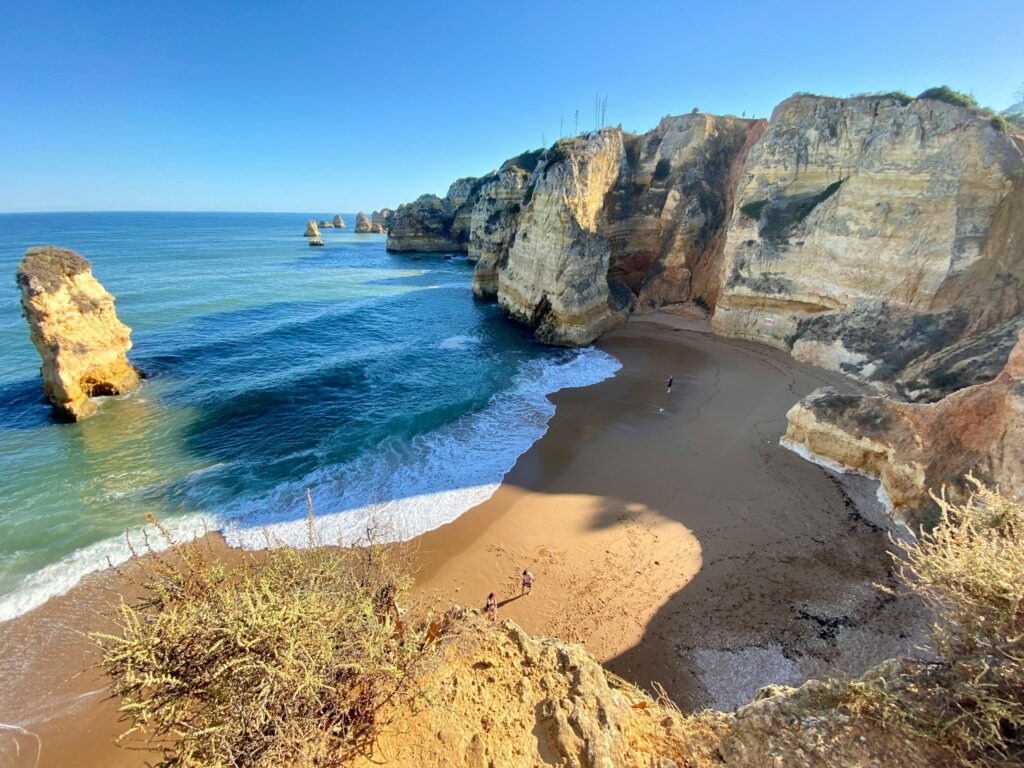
<box><xmin>0</xmin><ymin>313</ymin><xmax>924</xmax><ymax>767</ymax></box>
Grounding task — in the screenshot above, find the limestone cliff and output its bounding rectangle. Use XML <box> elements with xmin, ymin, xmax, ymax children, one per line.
<box><xmin>601</xmin><ymin>113</ymin><xmax>762</xmax><ymax>310</ymax></box>
<box><xmin>354</xmin><ymin>609</ymin><xmax>949</xmax><ymax>768</ymax></box>
<box><xmin>783</xmin><ymin>329</ymin><xmax>1024</xmax><ymax>521</ymax></box>
<box><xmin>386</xmin><ymin>178</ymin><xmax>482</xmax><ymax>252</ymax></box>
<box><xmin>497</xmin><ymin>129</ymin><xmax>630</xmax><ymax>346</ymax></box>
<box><xmin>16</xmin><ymin>246</ymin><xmax>141</xmax><ymax>422</ymax></box>
<box><xmin>468</xmin><ymin>160</ymin><xmax>534</xmax><ymax>299</ymax></box>
<box><xmin>354</xmin><ymin>211</ymin><xmax>372</xmax><ymax>233</ymax></box>
<box><xmin>713</xmin><ymin>94</ymin><xmax>1024</xmax><ymax>389</ymax></box>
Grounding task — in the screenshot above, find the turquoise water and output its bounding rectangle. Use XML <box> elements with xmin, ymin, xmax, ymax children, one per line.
<box><xmin>0</xmin><ymin>213</ymin><xmax>619</xmax><ymax>620</ymax></box>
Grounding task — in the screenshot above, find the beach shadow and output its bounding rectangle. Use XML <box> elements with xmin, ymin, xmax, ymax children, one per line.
<box><xmin>497</xmin><ymin>594</ymin><xmax>526</xmax><ymax>608</ymax></box>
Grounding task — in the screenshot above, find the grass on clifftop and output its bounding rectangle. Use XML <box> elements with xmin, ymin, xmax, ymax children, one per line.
<box><xmin>95</xmin><ymin>503</ymin><xmax>443</xmax><ymax>768</ymax></box>
<box><xmin>830</xmin><ymin>478</ymin><xmax>1024</xmax><ymax>766</ymax></box>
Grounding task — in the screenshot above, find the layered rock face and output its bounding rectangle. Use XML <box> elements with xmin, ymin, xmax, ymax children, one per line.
<box><xmin>497</xmin><ymin>130</ymin><xmax>630</xmax><ymax>346</ymax></box>
<box><xmin>601</xmin><ymin>113</ymin><xmax>762</xmax><ymax>309</ymax></box>
<box><xmin>16</xmin><ymin>246</ymin><xmax>141</xmax><ymax>422</ymax></box>
<box><xmin>355</xmin><ymin>609</ymin><xmax>948</xmax><ymax>768</ymax></box>
<box><xmin>713</xmin><ymin>94</ymin><xmax>1024</xmax><ymax>389</ymax></box>
<box><xmin>353</xmin><ymin>211</ymin><xmax>372</xmax><ymax>233</ymax></box>
<box><xmin>468</xmin><ymin>165</ymin><xmax>531</xmax><ymax>299</ymax></box>
<box><xmin>783</xmin><ymin>329</ymin><xmax>1024</xmax><ymax>521</ymax></box>
<box><xmin>332</xmin><ymin>214</ymin><xmax>345</xmax><ymax>228</ymax></box>
<box><xmin>386</xmin><ymin>178</ymin><xmax>481</xmax><ymax>252</ymax></box>
<box><xmin>303</xmin><ymin>219</ymin><xmax>319</xmax><ymax>237</ymax></box>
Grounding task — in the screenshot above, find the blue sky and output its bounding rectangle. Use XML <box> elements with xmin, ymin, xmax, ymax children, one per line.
<box><xmin>1</xmin><ymin>1</ymin><xmax>1021</xmax><ymax>213</ymax></box>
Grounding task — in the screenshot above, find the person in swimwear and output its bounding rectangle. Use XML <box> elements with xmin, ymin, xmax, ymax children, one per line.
<box><xmin>485</xmin><ymin>592</ymin><xmax>497</xmax><ymax>621</ymax></box>
<box><xmin>521</xmin><ymin>569</ymin><xmax>535</xmax><ymax>596</ymax></box>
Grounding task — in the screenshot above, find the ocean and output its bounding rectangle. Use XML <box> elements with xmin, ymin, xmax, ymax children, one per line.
<box><xmin>0</xmin><ymin>212</ymin><xmax>620</xmax><ymax>621</ymax></box>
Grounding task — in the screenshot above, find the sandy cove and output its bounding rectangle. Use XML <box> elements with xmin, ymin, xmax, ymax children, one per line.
<box><xmin>0</xmin><ymin>312</ymin><xmax>923</xmax><ymax>767</ymax></box>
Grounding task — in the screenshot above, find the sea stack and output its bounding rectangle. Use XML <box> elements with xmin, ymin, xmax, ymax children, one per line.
<box><xmin>354</xmin><ymin>211</ymin><xmax>372</xmax><ymax>233</ymax></box>
<box><xmin>332</xmin><ymin>214</ymin><xmax>345</xmax><ymax>228</ymax></box>
<box><xmin>304</xmin><ymin>219</ymin><xmax>320</xmax><ymax>237</ymax></box>
<box><xmin>16</xmin><ymin>246</ymin><xmax>141</xmax><ymax>422</ymax></box>
<box><xmin>318</xmin><ymin>219</ymin><xmax>333</xmax><ymax>228</ymax></box>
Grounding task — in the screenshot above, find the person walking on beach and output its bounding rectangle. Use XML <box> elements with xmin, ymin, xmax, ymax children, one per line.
<box><xmin>521</xmin><ymin>569</ymin><xmax>535</xmax><ymax>596</ymax></box>
<box><xmin>666</xmin><ymin>375</ymin><xmax>674</xmax><ymax>394</ymax></box>
<box><xmin>485</xmin><ymin>592</ymin><xmax>497</xmax><ymax>621</ymax></box>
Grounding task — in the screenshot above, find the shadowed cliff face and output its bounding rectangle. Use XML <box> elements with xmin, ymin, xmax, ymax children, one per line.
<box><xmin>601</xmin><ymin>114</ymin><xmax>763</xmax><ymax>310</ymax></box>
<box><xmin>713</xmin><ymin>94</ymin><xmax>1024</xmax><ymax>388</ymax></box>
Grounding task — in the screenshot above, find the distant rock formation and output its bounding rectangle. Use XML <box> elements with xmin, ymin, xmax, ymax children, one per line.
<box><xmin>354</xmin><ymin>212</ymin><xmax>373</xmax><ymax>233</ymax></box>
<box><xmin>16</xmin><ymin>246</ymin><xmax>141</xmax><ymax>422</ymax></box>
<box><xmin>332</xmin><ymin>214</ymin><xmax>345</xmax><ymax>229</ymax></box>
<box><xmin>783</xmin><ymin>329</ymin><xmax>1024</xmax><ymax>522</ymax></box>
<box><xmin>386</xmin><ymin>179</ymin><xmax>481</xmax><ymax>252</ymax></box>
<box><xmin>304</xmin><ymin>219</ymin><xmax>320</xmax><ymax>238</ymax></box>
<box><xmin>371</xmin><ymin>208</ymin><xmax>393</xmax><ymax>233</ymax></box>
<box><xmin>318</xmin><ymin>219</ymin><xmax>334</xmax><ymax>229</ymax></box>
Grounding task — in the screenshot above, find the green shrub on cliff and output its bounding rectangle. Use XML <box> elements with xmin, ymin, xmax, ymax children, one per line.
<box><xmin>833</xmin><ymin>478</ymin><xmax>1024</xmax><ymax>766</ymax></box>
<box><xmin>94</xmin><ymin>505</ymin><xmax>441</xmax><ymax>767</ymax></box>
<box><xmin>917</xmin><ymin>86</ymin><xmax>979</xmax><ymax>108</ymax></box>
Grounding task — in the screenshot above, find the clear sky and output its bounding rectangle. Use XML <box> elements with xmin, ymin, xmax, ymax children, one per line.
<box><xmin>1</xmin><ymin>0</ymin><xmax>1021</xmax><ymax>213</ymax></box>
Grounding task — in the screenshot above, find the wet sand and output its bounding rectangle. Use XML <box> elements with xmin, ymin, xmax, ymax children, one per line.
<box><xmin>0</xmin><ymin>313</ymin><xmax>923</xmax><ymax>766</ymax></box>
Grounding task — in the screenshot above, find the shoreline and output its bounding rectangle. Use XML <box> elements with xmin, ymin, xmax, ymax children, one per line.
<box><xmin>0</xmin><ymin>312</ymin><xmax>925</xmax><ymax>767</ymax></box>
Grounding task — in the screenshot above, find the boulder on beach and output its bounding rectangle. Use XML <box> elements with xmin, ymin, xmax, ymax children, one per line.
<box><xmin>16</xmin><ymin>246</ymin><xmax>141</xmax><ymax>421</ymax></box>
<box><xmin>304</xmin><ymin>219</ymin><xmax>320</xmax><ymax>238</ymax></box>
<box><xmin>354</xmin><ymin>211</ymin><xmax>373</xmax><ymax>233</ymax></box>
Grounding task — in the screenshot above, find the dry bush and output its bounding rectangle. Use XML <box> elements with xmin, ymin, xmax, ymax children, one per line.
<box><xmin>94</xmin><ymin>501</ymin><xmax>442</xmax><ymax>767</ymax></box>
<box><xmin>836</xmin><ymin>477</ymin><xmax>1024</xmax><ymax>766</ymax></box>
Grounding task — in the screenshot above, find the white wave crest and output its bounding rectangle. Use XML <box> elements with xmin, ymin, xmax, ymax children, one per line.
<box><xmin>222</xmin><ymin>347</ymin><xmax>621</xmax><ymax>549</ymax></box>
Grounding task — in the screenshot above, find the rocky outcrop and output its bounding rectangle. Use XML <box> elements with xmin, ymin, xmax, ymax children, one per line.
<box><xmin>354</xmin><ymin>609</ymin><xmax>949</xmax><ymax>768</ymax></box>
<box><xmin>386</xmin><ymin>178</ymin><xmax>482</xmax><ymax>252</ymax></box>
<box><xmin>304</xmin><ymin>219</ymin><xmax>320</xmax><ymax>238</ymax></box>
<box><xmin>332</xmin><ymin>214</ymin><xmax>345</xmax><ymax>228</ymax></box>
<box><xmin>713</xmin><ymin>94</ymin><xmax>1024</xmax><ymax>389</ymax></box>
<box><xmin>783</xmin><ymin>329</ymin><xmax>1024</xmax><ymax>522</ymax></box>
<box><xmin>468</xmin><ymin>163</ymin><xmax>532</xmax><ymax>299</ymax></box>
<box><xmin>370</xmin><ymin>208</ymin><xmax>393</xmax><ymax>233</ymax></box>
<box><xmin>354</xmin><ymin>211</ymin><xmax>372</xmax><ymax>233</ymax></box>
<box><xmin>497</xmin><ymin>130</ymin><xmax>630</xmax><ymax>346</ymax></box>
<box><xmin>318</xmin><ymin>219</ymin><xmax>334</xmax><ymax>229</ymax></box>
<box><xmin>16</xmin><ymin>246</ymin><xmax>141</xmax><ymax>422</ymax></box>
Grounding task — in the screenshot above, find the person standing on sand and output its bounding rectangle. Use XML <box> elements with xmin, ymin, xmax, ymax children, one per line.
<box><xmin>485</xmin><ymin>592</ymin><xmax>497</xmax><ymax>621</ymax></box>
<box><xmin>666</xmin><ymin>375</ymin><xmax>674</xmax><ymax>394</ymax></box>
<box><xmin>521</xmin><ymin>569</ymin><xmax>534</xmax><ymax>596</ymax></box>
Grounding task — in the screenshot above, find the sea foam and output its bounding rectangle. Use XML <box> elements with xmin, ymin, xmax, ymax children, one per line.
<box><xmin>222</xmin><ymin>347</ymin><xmax>621</xmax><ymax>549</ymax></box>
<box><xmin>0</xmin><ymin>348</ymin><xmax>620</xmax><ymax>621</ymax></box>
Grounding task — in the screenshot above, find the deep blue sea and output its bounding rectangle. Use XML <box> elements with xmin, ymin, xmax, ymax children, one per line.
<box><xmin>0</xmin><ymin>212</ymin><xmax>619</xmax><ymax>620</ymax></box>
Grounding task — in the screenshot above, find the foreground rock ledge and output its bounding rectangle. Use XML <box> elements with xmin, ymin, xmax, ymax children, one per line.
<box><xmin>16</xmin><ymin>245</ymin><xmax>141</xmax><ymax>421</ymax></box>
<box><xmin>352</xmin><ymin>609</ymin><xmax>946</xmax><ymax>768</ymax></box>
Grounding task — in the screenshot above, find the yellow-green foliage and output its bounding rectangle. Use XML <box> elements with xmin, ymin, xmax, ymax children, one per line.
<box><xmin>838</xmin><ymin>478</ymin><xmax>1024</xmax><ymax>766</ymax></box>
<box><xmin>94</xmin><ymin>509</ymin><xmax>439</xmax><ymax>767</ymax></box>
